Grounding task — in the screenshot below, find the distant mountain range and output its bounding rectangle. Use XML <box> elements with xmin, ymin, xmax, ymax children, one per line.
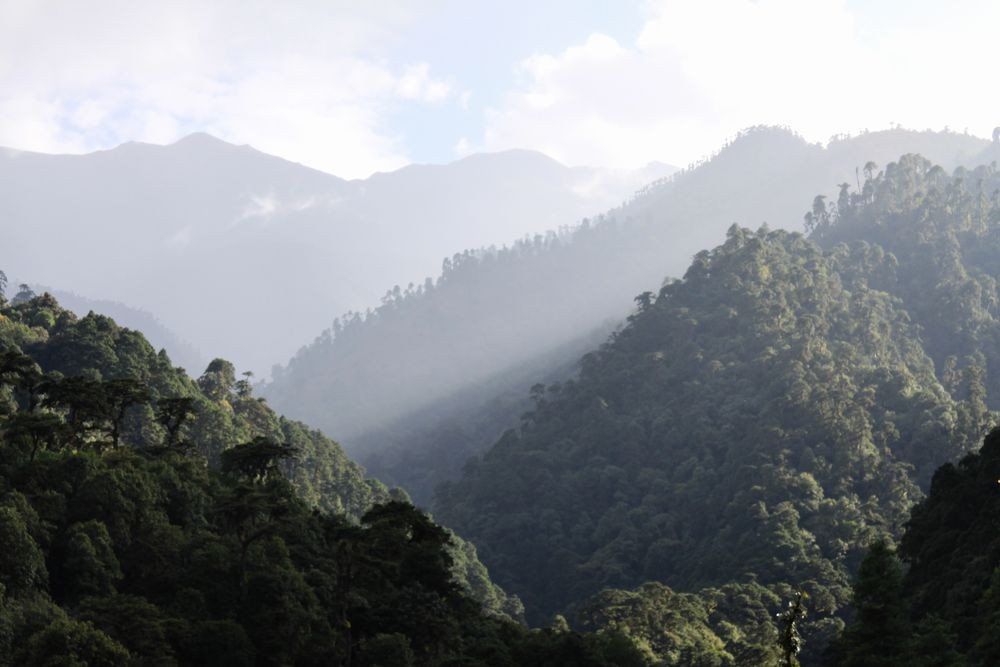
<box><xmin>264</xmin><ymin>127</ymin><xmax>995</xmax><ymax>458</ymax></box>
<box><xmin>0</xmin><ymin>133</ymin><xmax>673</xmax><ymax>376</ymax></box>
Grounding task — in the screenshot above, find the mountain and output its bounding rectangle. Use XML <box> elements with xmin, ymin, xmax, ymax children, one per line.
<box><xmin>0</xmin><ymin>291</ymin><xmax>524</xmax><ymax>625</ymax></box>
<box><xmin>434</xmin><ymin>154</ymin><xmax>1000</xmax><ymax>661</ymax></box>
<box><xmin>820</xmin><ymin>428</ymin><xmax>1000</xmax><ymax>666</ymax></box>
<box><xmin>0</xmin><ymin>134</ymin><xmax>672</xmax><ymax>377</ymax></box>
<box><xmin>264</xmin><ymin>127</ymin><xmax>991</xmax><ymax>462</ymax></box>
<box><xmin>41</xmin><ymin>287</ymin><xmax>204</xmax><ymax>374</ymax></box>
<box><xmin>0</xmin><ymin>292</ymin><xmax>649</xmax><ymax>665</ymax></box>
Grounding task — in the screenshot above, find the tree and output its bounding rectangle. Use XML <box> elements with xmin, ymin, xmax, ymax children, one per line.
<box><xmin>234</xmin><ymin>371</ymin><xmax>254</xmax><ymax>399</ymax></box>
<box><xmin>198</xmin><ymin>358</ymin><xmax>236</xmax><ymax>402</ymax></box>
<box><xmin>803</xmin><ymin>195</ymin><xmax>830</xmax><ymax>234</ymax></box>
<box><xmin>0</xmin><ymin>351</ymin><xmax>44</xmax><ymax>411</ymax></box>
<box><xmin>21</xmin><ymin>615</ymin><xmax>130</xmax><ymax>667</ymax></box>
<box><xmin>838</xmin><ymin>540</ymin><xmax>909</xmax><ymax>667</ymax></box>
<box><xmin>0</xmin><ymin>270</ymin><xmax>6</xmax><ymax>302</ymax></box>
<box><xmin>12</xmin><ymin>284</ymin><xmax>35</xmax><ymax>305</ymax></box>
<box><xmin>777</xmin><ymin>591</ymin><xmax>807</xmax><ymax>667</ymax></box>
<box><xmin>40</xmin><ymin>376</ymin><xmax>109</xmax><ymax>449</ymax></box>
<box><xmin>220</xmin><ymin>436</ymin><xmax>297</xmax><ymax>483</ymax></box>
<box><xmin>60</xmin><ymin>520</ymin><xmax>123</xmax><ymax>600</ymax></box>
<box><xmin>100</xmin><ymin>378</ymin><xmax>150</xmax><ymax>449</ymax></box>
<box><xmin>863</xmin><ymin>161</ymin><xmax>878</xmax><ymax>181</ymax></box>
<box><xmin>0</xmin><ymin>503</ymin><xmax>46</xmax><ymax>596</ymax></box>
<box><xmin>155</xmin><ymin>396</ymin><xmax>197</xmax><ymax>449</ymax></box>
<box><xmin>2</xmin><ymin>412</ymin><xmax>64</xmax><ymax>461</ymax></box>
<box><xmin>907</xmin><ymin>615</ymin><xmax>963</xmax><ymax>667</ymax></box>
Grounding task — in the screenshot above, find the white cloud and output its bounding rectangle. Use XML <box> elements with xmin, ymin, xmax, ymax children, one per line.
<box><xmin>453</xmin><ymin>136</ymin><xmax>472</xmax><ymax>157</ymax></box>
<box><xmin>0</xmin><ymin>0</ymin><xmax>451</xmax><ymax>178</ymax></box>
<box><xmin>479</xmin><ymin>0</ymin><xmax>1000</xmax><ymax>168</ymax></box>
<box><xmin>234</xmin><ymin>192</ymin><xmax>323</xmax><ymax>225</ymax></box>
<box><xmin>396</xmin><ymin>63</ymin><xmax>452</xmax><ymax>103</ymax></box>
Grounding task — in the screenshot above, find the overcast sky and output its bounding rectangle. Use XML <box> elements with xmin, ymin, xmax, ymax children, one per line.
<box><xmin>2</xmin><ymin>0</ymin><xmax>998</xmax><ymax>178</ymax></box>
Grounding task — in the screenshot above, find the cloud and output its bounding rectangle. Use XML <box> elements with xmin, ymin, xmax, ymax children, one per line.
<box><xmin>453</xmin><ymin>137</ymin><xmax>472</xmax><ymax>157</ymax></box>
<box><xmin>478</xmin><ymin>0</ymin><xmax>1000</xmax><ymax>168</ymax></box>
<box><xmin>396</xmin><ymin>63</ymin><xmax>452</xmax><ymax>103</ymax></box>
<box><xmin>234</xmin><ymin>192</ymin><xmax>324</xmax><ymax>225</ymax></box>
<box><xmin>0</xmin><ymin>0</ymin><xmax>451</xmax><ymax>178</ymax></box>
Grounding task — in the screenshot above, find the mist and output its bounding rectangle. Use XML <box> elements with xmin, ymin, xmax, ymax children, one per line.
<box><xmin>6</xmin><ymin>2</ymin><xmax>1000</xmax><ymax>664</ymax></box>
<box><xmin>0</xmin><ymin>135</ymin><xmax>670</xmax><ymax>378</ymax></box>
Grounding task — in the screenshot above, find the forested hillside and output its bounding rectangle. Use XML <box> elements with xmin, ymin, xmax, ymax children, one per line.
<box><xmin>44</xmin><ymin>288</ymin><xmax>206</xmax><ymax>375</ymax></box>
<box><xmin>434</xmin><ymin>154</ymin><xmax>1000</xmax><ymax>661</ymax></box>
<box><xmin>0</xmin><ymin>290</ymin><xmax>539</xmax><ymax>662</ymax></box>
<box><xmin>0</xmin><ymin>291</ymin><xmax>387</xmax><ymax>518</ymax></box>
<box><xmin>821</xmin><ymin>427</ymin><xmax>1000</xmax><ymax>666</ymax></box>
<box><xmin>265</xmin><ymin>127</ymin><xmax>992</xmax><ymax>478</ymax></box>
<box><xmin>0</xmin><ymin>134</ymin><xmax>667</xmax><ymax>377</ymax></box>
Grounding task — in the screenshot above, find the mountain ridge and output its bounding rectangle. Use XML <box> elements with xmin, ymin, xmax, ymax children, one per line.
<box><xmin>1</xmin><ymin>133</ymin><xmax>670</xmax><ymax>377</ymax></box>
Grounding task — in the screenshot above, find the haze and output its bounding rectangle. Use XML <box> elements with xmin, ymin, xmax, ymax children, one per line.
<box><xmin>4</xmin><ymin>0</ymin><xmax>999</xmax><ymax>176</ymax></box>
<box><xmin>7</xmin><ymin>1</ymin><xmax>1000</xmax><ymax>664</ymax></box>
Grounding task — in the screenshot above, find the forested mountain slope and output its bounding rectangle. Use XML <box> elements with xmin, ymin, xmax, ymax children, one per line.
<box><xmin>821</xmin><ymin>427</ymin><xmax>1000</xmax><ymax>666</ymax></box>
<box><xmin>265</xmin><ymin>127</ymin><xmax>991</xmax><ymax>466</ymax></box>
<box><xmin>435</xmin><ymin>155</ymin><xmax>1000</xmax><ymax>659</ymax></box>
<box><xmin>0</xmin><ymin>297</ymin><xmax>640</xmax><ymax>665</ymax></box>
<box><xmin>0</xmin><ymin>291</ymin><xmax>522</xmax><ymax>628</ymax></box>
<box><xmin>0</xmin><ymin>134</ymin><xmax>667</xmax><ymax>376</ymax></box>
<box><xmin>46</xmin><ymin>288</ymin><xmax>204</xmax><ymax>377</ymax></box>
<box><xmin>0</xmin><ymin>291</ymin><xmax>387</xmax><ymax>517</ymax></box>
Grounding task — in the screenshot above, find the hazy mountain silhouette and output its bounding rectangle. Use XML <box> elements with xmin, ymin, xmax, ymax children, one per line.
<box><xmin>0</xmin><ymin>134</ymin><xmax>672</xmax><ymax>376</ymax></box>
<box><xmin>263</xmin><ymin>127</ymin><xmax>992</xmax><ymax>473</ymax></box>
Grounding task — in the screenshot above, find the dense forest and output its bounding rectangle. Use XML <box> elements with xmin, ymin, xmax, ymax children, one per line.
<box><xmin>433</xmin><ymin>154</ymin><xmax>1000</xmax><ymax>661</ymax></box>
<box><xmin>0</xmin><ymin>290</ymin><xmax>610</xmax><ymax>665</ymax></box>
<box><xmin>264</xmin><ymin>127</ymin><xmax>995</xmax><ymax>498</ymax></box>
<box><xmin>821</xmin><ymin>427</ymin><xmax>1000</xmax><ymax>666</ymax></box>
<box><xmin>10</xmin><ymin>147</ymin><xmax>1000</xmax><ymax>665</ymax></box>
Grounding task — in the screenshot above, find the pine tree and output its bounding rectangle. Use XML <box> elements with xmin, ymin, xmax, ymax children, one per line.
<box><xmin>839</xmin><ymin>539</ymin><xmax>909</xmax><ymax>667</ymax></box>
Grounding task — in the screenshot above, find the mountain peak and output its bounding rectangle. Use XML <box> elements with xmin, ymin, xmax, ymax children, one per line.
<box><xmin>171</xmin><ymin>132</ymin><xmax>241</xmax><ymax>150</ymax></box>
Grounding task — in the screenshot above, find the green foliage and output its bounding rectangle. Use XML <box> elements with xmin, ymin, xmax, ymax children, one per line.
<box><xmin>436</xmin><ymin>224</ymin><xmax>980</xmax><ymax>636</ymax></box>
<box><xmin>21</xmin><ymin>614</ymin><xmax>131</xmax><ymax>667</ymax></box>
<box><xmin>826</xmin><ymin>429</ymin><xmax>1000</xmax><ymax>664</ymax></box>
<box><xmin>835</xmin><ymin>541</ymin><xmax>908</xmax><ymax>666</ymax></box>
<box><xmin>0</xmin><ymin>292</ymin><xmax>611</xmax><ymax>664</ymax></box>
<box><xmin>0</xmin><ymin>502</ymin><xmax>47</xmax><ymax>596</ymax></box>
<box><xmin>60</xmin><ymin>520</ymin><xmax>123</xmax><ymax>601</ymax></box>
<box><xmin>0</xmin><ymin>384</ymin><xmax>638</xmax><ymax>665</ymax></box>
<box><xmin>579</xmin><ymin>582</ymin><xmax>734</xmax><ymax>666</ymax></box>
<box><xmin>0</xmin><ymin>293</ymin><xmax>389</xmax><ymax>518</ymax></box>
<box><xmin>436</xmin><ymin>154</ymin><xmax>1000</xmax><ymax>660</ymax></box>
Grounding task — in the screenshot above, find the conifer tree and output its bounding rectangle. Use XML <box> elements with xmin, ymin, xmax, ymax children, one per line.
<box><xmin>838</xmin><ymin>540</ymin><xmax>909</xmax><ymax>667</ymax></box>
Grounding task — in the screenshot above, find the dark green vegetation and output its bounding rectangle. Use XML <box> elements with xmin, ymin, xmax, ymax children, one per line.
<box><xmin>825</xmin><ymin>428</ymin><xmax>1000</xmax><ymax>666</ymax></box>
<box><xmin>10</xmin><ymin>139</ymin><xmax>1000</xmax><ymax>665</ymax></box>
<box><xmin>45</xmin><ymin>287</ymin><xmax>205</xmax><ymax>374</ymax></box>
<box><xmin>435</xmin><ymin>154</ymin><xmax>1000</xmax><ymax>662</ymax></box>
<box><xmin>264</xmin><ymin>127</ymin><xmax>994</xmax><ymax>502</ymax></box>
<box><xmin>0</xmin><ymin>291</ymin><xmax>387</xmax><ymax>519</ymax></box>
<box><xmin>0</xmin><ymin>293</ymin><xmax>630</xmax><ymax>665</ymax></box>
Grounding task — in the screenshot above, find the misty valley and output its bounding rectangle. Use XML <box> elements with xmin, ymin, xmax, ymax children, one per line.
<box><xmin>4</xmin><ymin>126</ymin><xmax>1000</xmax><ymax>666</ymax></box>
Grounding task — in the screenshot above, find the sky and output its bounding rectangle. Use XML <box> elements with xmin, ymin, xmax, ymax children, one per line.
<box><xmin>2</xmin><ymin>0</ymin><xmax>999</xmax><ymax>178</ymax></box>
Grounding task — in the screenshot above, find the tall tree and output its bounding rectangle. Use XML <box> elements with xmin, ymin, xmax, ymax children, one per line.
<box><xmin>837</xmin><ymin>540</ymin><xmax>909</xmax><ymax>666</ymax></box>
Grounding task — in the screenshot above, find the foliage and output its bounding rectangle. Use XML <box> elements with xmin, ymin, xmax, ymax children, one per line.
<box><xmin>0</xmin><ymin>309</ymin><xmax>633</xmax><ymax>665</ymax></box>
<box><xmin>825</xmin><ymin>428</ymin><xmax>1000</xmax><ymax>665</ymax></box>
<box><xmin>436</xmin><ymin>154</ymin><xmax>1000</xmax><ymax>661</ymax></box>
